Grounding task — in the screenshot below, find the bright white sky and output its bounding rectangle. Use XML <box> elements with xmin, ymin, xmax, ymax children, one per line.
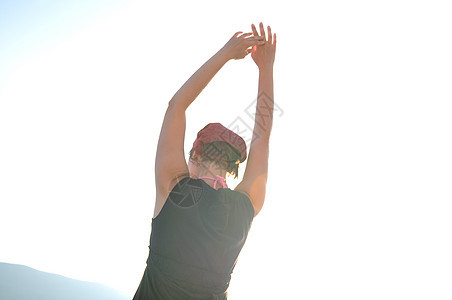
<box><xmin>1</xmin><ymin>0</ymin><xmax>451</xmax><ymax>299</ymax></box>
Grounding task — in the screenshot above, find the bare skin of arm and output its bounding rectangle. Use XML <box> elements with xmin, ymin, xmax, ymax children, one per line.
<box><xmin>153</xmin><ymin>31</ymin><xmax>265</xmax><ymax>218</ymax></box>
<box><xmin>235</xmin><ymin>22</ymin><xmax>276</xmax><ymax>216</ymax></box>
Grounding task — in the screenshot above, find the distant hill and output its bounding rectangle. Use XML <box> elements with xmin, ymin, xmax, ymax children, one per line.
<box><xmin>0</xmin><ymin>262</ymin><xmax>129</xmax><ymax>300</ymax></box>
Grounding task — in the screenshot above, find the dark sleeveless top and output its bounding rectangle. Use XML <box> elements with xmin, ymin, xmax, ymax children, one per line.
<box><xmin>133</xmin><ymin>177</ymin><xmax>255</xmax><ymax>300</ymax></box>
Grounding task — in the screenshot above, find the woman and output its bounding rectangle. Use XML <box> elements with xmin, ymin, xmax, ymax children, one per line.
<box><xmin>133</xmin><ymin>22</ymin><xmax>276</xmax><ymax>300</ymax></box>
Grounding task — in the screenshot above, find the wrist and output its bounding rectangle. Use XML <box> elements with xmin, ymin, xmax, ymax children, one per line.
<box><xmin>216</xmin><ymin>47</ymin><xmax>232</xmax><ymax>63</ymax></box>
<box><xmin>258</xmin><ymin>64</ymin><xmax>274</xmax><ymax>73</ymax></box>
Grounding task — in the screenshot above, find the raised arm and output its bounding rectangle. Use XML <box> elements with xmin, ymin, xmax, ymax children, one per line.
<box><xmin>153</xmin><ymin>31</ymin><xmax>265</xmax><ymax>218</ymax></box>
<box><xmin>235</xmin><ymin>23</ymin><xmax>276</xmax><ymax>216</ymax></box>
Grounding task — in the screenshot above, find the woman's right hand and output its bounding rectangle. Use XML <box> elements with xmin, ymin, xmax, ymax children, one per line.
<box><xmin>250</xmin><ymin>22</ymin><xmax>276</xmax><ymax>70</ymax></box>
<box><xmin>221</xmin><ymin>31</ymin><xmax>265</xmax><ymax>61</ymax></box>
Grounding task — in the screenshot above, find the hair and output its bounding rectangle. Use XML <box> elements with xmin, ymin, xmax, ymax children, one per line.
<box><xmin>189</xmin><ymin>141</ymin><xmax>242</xmax><ymax>179</ymax></box>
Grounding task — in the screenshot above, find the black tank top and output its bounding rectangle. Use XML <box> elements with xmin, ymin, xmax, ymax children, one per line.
<box><xmin>133</xmin><ymin>177</ymin><xmax>255</xmax><ymax>300</ymax></box>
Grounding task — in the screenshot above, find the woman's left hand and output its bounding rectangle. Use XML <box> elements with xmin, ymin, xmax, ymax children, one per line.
<box><xmin>220</xmin><ymin>31</ymin><xmax>265</xmax><ymax>60</ymax></box>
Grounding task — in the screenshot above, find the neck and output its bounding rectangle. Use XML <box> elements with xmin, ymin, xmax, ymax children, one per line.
<box><xmin>197</xmin><ymin>168</ymin><xmax>227</xmax><ymax>180</ymax></box>
<box><xmin>194</xmin><ymin>163</ymin><xmax>227</xmax><ymax>189</ymax></box>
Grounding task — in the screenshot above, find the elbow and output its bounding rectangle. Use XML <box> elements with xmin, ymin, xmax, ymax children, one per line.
<box><xmin>167</xmin><ymin>98</ymin><xmax>176</xmax><ymax>109</ymax></box>
<box><xmin>168</xmin><ymin>97</ymin><xmax>189</xmax><ymax>112</ymax></box>
<box><xmin>167</xmin><ymin>98</ymin><xmax>186</xmax><ymax>112</ymax></box>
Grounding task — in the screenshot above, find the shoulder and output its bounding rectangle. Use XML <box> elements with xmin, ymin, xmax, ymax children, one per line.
<box><xmin>231</xmin><ymin>189</ymin><xmax>251</xmax><ymax>203</ymax></box>
<box><xmin>227</xmin><ymin>189</ymin><xmax>255</xmax><ymax>220</ymax></box>
<box><xmin>169</xmin><ymin>177</ymin><xmax>204</xmax><ymax>204</ymax></box>
<box><xmin>154</xmin><ymin>176</ymin><xmax>199</xmax><ymax>218</ymax></box>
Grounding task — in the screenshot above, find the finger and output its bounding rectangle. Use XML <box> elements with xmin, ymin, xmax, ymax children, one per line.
<box><xmin>233</xmin><ymin>31</ymin><xmax>243</xmax><ymax>38</ymax></box>
<box><xmin>245</xmin><ymin>39</ymin><xmax>266</xmax><ymax>46</ymax></box>
<box><xmin>259</xmin><ymin>22</ymin><xmax>266</xmax><ymax>40</ymax></box>
<box><xmin>267</xmin><ymin>26</ymin><xmax>272</xmax><ymax>44</ymax></box>
<box><xmin>245</xmin><ymin>35</ymin><xmax>265</xmax><ymax>40</ymax></box>
<box><xmin>251</xmin><ymin>23</ymin><xmax>259</xmax><ymax>36</ymax></box>
<box><xmin>273</xmin><ymin>33</ymin><xmax>276</xmax><ymax>46</ymax></box>
<box><xmin>238</xmin><ymin>32</ymin><xmax>253</xmax><ymax>38</ymax></box>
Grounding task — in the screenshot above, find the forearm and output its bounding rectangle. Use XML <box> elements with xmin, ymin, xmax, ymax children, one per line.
<box><xmin>169</xmin><ymin>48</ymin><xmax>230</xmax><ymax>111</ymax></box>
<box><xmin>252</xmin><ymin>67</ymin><xmax>274</xmax><ymax>142</ymax></box>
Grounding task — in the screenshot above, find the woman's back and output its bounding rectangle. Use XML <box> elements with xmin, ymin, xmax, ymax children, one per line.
<box><xmin>133</xmin><ymin>177</ymin><xmax>254</xmax><ymax>300</ymax></box>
